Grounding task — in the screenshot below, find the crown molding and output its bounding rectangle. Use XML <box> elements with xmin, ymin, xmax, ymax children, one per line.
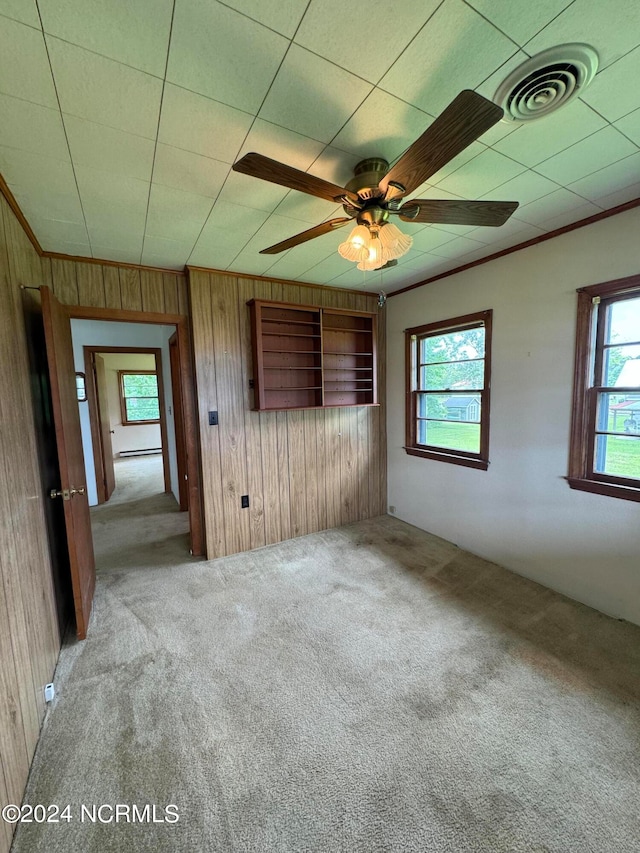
<box><xmin>388</xmin><ymin>197</ymin><xmax>640</xmax><ymax>298</ymax></box>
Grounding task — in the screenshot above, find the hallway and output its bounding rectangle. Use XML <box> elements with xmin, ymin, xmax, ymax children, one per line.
<box><xmin>90</xmin><ymin>455</ymin><xmax>190</xmax><ymax>574</ymax></box>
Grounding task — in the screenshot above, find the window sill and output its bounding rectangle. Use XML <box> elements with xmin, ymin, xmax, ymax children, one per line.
<box><xmin>567</xmin><ymin>477</ymin><xmax>640</xmax><ymax>503</ymax></box>
<box><xmin>404</xmin><ymin>446</ymin><xmax>488</xmax><ymax>470</ymax></box>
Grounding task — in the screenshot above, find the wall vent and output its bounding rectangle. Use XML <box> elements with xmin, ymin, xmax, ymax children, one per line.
<box><xmin>494</xmin><ymin>45</ymin><xmax>598</xmax><ymax>123</ymax></box>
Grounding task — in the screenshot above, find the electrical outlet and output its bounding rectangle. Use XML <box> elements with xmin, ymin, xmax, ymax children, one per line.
<box><xmin>208</xmin><ymin>410</ymin><xmax>218</xmax><ymax>426</ymax></box>
<box><xmin>389</xmin><ymin>505</ymin><xmax>396</xmax><ymax>514</ymax></box>
<box><xmin>44</xmin><ymin>683</ymin><xmax>55</xmax><ymax>703</ymax></box>
<box><xmin>241</xmin><ymin>495</ymin><xmax>249</xmax><ymax>509</ymax></box>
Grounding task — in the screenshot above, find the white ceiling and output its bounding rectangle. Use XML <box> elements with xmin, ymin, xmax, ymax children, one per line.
<box><xmin>0</xmin><ymin>0</ymin><xmax>639</xmax><ymax>293</ymax></box>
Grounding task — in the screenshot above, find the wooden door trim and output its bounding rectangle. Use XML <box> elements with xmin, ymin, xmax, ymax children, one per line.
<box><xmin>169</xmin><ymin>331</ymin><xmax>189</xmax><ymax>512</ymax></box>
<box><xmin>66</xmin><ymin>306</ymin><xmax>204</xmax><ymax>556</ymax></box>
<box><xmin>84</xmin><ymin>348</ymin><xmax>106</xmax><ymax>504</ymax></box>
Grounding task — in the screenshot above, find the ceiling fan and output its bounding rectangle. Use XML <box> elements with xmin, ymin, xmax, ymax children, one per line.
<box><xmin>232</xmin><ymin>90</ymin><xmax>519</xmax><ymax>271</ymax></box>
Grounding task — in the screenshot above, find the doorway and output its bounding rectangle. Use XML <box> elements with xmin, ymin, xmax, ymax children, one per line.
<box><xmin>84</xmin><ymin>346</ymin><xmax>172</xmax><ymax>506</ymax></box>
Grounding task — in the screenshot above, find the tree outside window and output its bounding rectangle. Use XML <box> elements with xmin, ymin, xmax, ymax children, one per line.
<box><xmin>119</xmin><ymin>371</ymin><xmax>160</xmax><ymax>425</ymax></box>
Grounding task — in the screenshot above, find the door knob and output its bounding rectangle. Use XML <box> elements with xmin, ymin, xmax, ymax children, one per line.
<box><xmin>50</xmin><ymin>486</ymin><xmax>86</xmax><ymax>500</ymax></box>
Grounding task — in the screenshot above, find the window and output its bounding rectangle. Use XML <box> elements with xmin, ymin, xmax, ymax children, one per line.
<box><xmin>119</xmin><ymin>371</ymin><xmax>160</xmax><ymax>425</ymax></box>
<box><xmin>569</xmin><ymin>274</ymin><xmax>640</xmax><ymax>502</ymax></box>
<box><xmin>405</xmin><ymin>310</ymin><xmax>492</xmax><ymax>469</ymax></box>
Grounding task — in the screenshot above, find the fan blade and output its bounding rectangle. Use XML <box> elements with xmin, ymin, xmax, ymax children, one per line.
<box><xmin>233</xmin><ymin>153</ymin><xmax>358</xmax><ymax>204</ymax></box>
<box><xmin>259</xmin><ymin>218</ymin><xmax>353</xmax><ymax>255</ymax></box>
<box><xmin>379</xmin><ymin>91</ymin><xmax>504</xmax><ymax>198</ymax></box>
<box><xmin>398</xmin><ymin>199</ymin><xmax>518</xmax><ymax>227</ymax></box>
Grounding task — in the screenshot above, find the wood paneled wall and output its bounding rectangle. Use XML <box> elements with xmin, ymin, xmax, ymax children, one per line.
<box><xmin>40</xmin><ymin>257</ymin><xmax>188</xmax><ymax>315</ymax></box>
<box><xmin>0</xmin><ymin>197</ymin><xmax>60</xmax><ymax>853</ymax></box>
<box><xmin>189</xmin><ymin>270</ymin><xmax>387</xmax><ymax>559</ymax></box>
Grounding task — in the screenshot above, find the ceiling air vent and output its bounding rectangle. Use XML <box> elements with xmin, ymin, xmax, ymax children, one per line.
<box><xmin>494</xmin><ymin>44</ymin><xmax>598</xmax><ymax>122</ymax></box>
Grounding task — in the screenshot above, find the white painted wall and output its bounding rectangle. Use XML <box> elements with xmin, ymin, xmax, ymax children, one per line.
<box><xmin>387</xmin><ymin>206</ymin><xmax>640</xmax><ymax>627</ymax></box>
<box><xmin>71</xmin><ymin>320</ymin><xmax>179</xmax><ymax>506</ymax></box>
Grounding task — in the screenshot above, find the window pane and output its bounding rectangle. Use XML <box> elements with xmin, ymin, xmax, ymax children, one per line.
<box><xmin>420</xmin><ymin>326</ymin><xmax>485</xmax><ymax>364</ymax></box>
<box><xmin>418</xmin><ymin>393</ymin><xmax>482</xmax><ymax>423</ymax></box>
<box><xmin>123</xmin><ymin>373</ymin><xmax>158</xmax><ymax>397</ymax></box>
<box><xmin>607</xmin><ymin>296</ymin><xmax>640</xmax><ymax>344</ymax></box>
<box><xmin>603</xmin><ymin>345</ymin><xmax>640</xmax><ymax>387</ymax></box>
<box><xmin>594</xmin><ymin>434</ymin><xmax>640</xmax><ymax>479</ymax></box>
<box><xmin>596</xmin><ymin>392</ymin><xmax>640</xmax><ymax>435</ymax></box>
<box><xmin>420</xmin><ymin>359</ymin><xmax>484</xmax><ymax>391</ymax></box>
<box><xmin>417</xmin><ymin>419</ymin><xmax>480</xmax><ymax>453</ymax></box>
<box><xmin>125</xmin><ymin>398</ymin><xmax>160</xmax><ymax>421</ymax></box>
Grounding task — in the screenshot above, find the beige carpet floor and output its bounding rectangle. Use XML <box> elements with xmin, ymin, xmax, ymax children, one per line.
<box><xmin>11</xmin><ymin>458</ymin><xmax>640</xmax><ymax>852</ymax></box>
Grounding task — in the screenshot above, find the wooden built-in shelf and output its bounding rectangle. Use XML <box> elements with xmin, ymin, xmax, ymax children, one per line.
<box><xmin>248</xmin><ymin>299</ymin><xmax>378</xmax><ymax>411</ymax></box>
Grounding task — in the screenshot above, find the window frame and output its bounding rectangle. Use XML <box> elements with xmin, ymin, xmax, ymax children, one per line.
<box><xmin>568</xmin><ymin>273</ymin><xmax>640</xmax><ymax>502</ymax></box>
<box><xmin>118</xmin><ymin>370</ymin><xmax>161</xmax><ymax>426</ymax></box>
<box><xmin>404</xmin><ymin>309</ymin><xmax>492</xmax><ymax>470</ymax></box>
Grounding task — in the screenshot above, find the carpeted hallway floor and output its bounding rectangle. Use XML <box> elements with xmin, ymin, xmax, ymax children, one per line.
<box><xmin>11</xmin><ymin>462</ymin><xmax>640</xmax><ymax>852</ymax></box>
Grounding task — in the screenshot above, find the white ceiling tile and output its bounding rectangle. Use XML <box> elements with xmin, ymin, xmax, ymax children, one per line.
<box><xmin>616</xmin><ymin>108</ymin><xmax>640</xmax><ymax>145</ymax></box>
<box><xmin>416</xmin><ymin>142</ymin><xmax>486</xmax><ymax>190</ymax></box>
<box><xmin>428</xmin><ymin>234</ymin><xmax>486</xmax><ymax>259</ymax></box>
<box><xmin>14</xmin><ymin>186</ymin><xmax>84</xmax><ymax>222</ymax></box>
<box><xmin>436</xmin><ymin>148</ymin><xmax>525</xmax><ymax>198</ymax></box>
<box><xmin>76</xmin><ymin>165</ymin><xmax>149</xmax><ymax>215</ymax></box>
<box><xmin>0</xmin><ymin>1</ymin><xmax>40</xmax><ymax>28</ymax></box>
<box><xmin>83</xmin><ymin>203</ymin><xmax>146</xmax><ymax>234</ymax></box>
<box><xmin>380</xmin><ymin>0</ymin><xmax>518</xmax><ymax>116</ymax></box>
<box><xmin>469</xmin><ymin>213</ymin><xmax>548</xmax><ymax>245</ymax></box>
<box><xmin>593</xmin><ymin>180</ymin><xmax>640</xmax><ymax>210</ymax></box>
<box><xmin>259</xmin><ymin>45</ymin><xmax>372</xmax><ymax>143</ymax></box>
<box><xmin>304</xmin><ymin>253</ymin><xmax>354</xmax><ymax>282</ymax></box>
<box><xmin>465</xmin><ymin>0</ymin><xmax>571</xmax><ymax>45</ymax></box>
<box><xmin>514</xmin><ymin>188</ymin><xmax>595</xmax><ymax>225</ymax></box>
<box><xmin>90</xmin><ymin>245</ymin><xmax>143</xmax><ymax>264</ymax></box>
<box><xmin>274</xmin><ymin>193</ymin><xmax>342</xmax><ymax>225</ymax></box>
<box><xmin>0</xmin><ymin>17</ymin><xmax>58</xmax><ymax>107</ymax></box>
<box><xmin>327</xmin><ymin>267</ymin><xmax>373</xmax><ymax>287</ymax></box>
<box><xmin>309</xmin><ymin>146</ymin><xmax>363</xmax><ymax>188</ymax></box>
<box><xmin>492</xmin><ymin>99</ymin><xmax>607</xmax><ymax>167</ymax></box>
<box><xmin>140</xmin><ymin>253</ymin><xmax>185</xmax><ymax>271</ymax></box>
<box><xmin>474</xmin><ymin>51</ymin><xmax>533</xmax><ymax>144</ymax></box>
<box><xmin>525</xmin><ymin>0</ymin><xmax>640</xmax><ymax>69</ymax></box>
<box><xmin>205</xmin><ymin>199</ymin><xmax>271</xmax><ymax>234</ymax></box>
<box><xmin>568</xmin><ymin>151</ymin><xmax>640</xmax><ymax>202</ymax></box>
<box><xmin>0</xmin><ymin>146</ymin><xmax>75</xmax><ymax>195</ymax></box>
<box><xmin>153</xmin><ymin>144</ymin><xmax>229</xmax><ymax>198</ymax></box>
<box><xmin>87</xmin><ymin>226</ymin><xmax>144</xmax><ymax>254</ymax></box>
<box><xmin>168</xmin><ymin>0</ymin><xmax>288</xmax><ymax>113</ymax></box>
<box><xmin>39</xmin><ymin>0</ymin><xmax>173</xmax><ymax>77</ymax></box>
<box><xmin>42</xmin><ymin>238</ymin><xmax>91</xmax><ymax>255</ymax></box>
<box><xmin>237</xmin><ymin>118</ymin><xmax>326</xmax><ymax>170</ymax></box>
<box><xmin>295</xmin><ymin>0</ymin><xmax>441</xmax><ymax>83</ymax></box>
<box><xmin>47</xmin><ymin>37</ymin><xmax>163</xmax><ymax>138</ymax></box>
<box><xmin>582</xmin><ymin>46</ymin><xmax>640</xmax><ymax>122</ymax></box>
<box><xmin>225</xmin><ymin>250</ymin><xmax>276</xmax><ymax>275</ymax></box>
<box><xmin>216</xmin><ymin>170</ymin><xmax>289</xmax><ymax>212</ymax></box>
<box><xmin>29</xmin><ymin>215</ymin><xmax>88</xmax><ymax>246</ymax></box>
<box><xmin>188</xmin><ymin>222</ymin><xmax>253</xmax><ymax>268</ymax></box>
<box><xmin>141</xmin><ymin>235</ymin><xmax>193</xmax><ymax>267</ymax></box>
<box><xmin>158</xmin><ymin>84</ymin><xmax>253</xmax><ymax>163</ymax></box>
<box><xmin>222</xmin><ymin>0</ymin><xmax>308</xmax><ymax>38</ymax></box>
<box><xmin>332</xmin><ymin>89</ymin><xmax>434</xmax><ymax>164</ymax></box>
<box><xmin>535</xmin><ymin>126</ymin><xmax>638</xmax><ymax>185</ymax></box>
<box><xmin>488</xmin><ymin>222</ymin><xmax>546</xmax><ymax>251</ymax></box>
<box><xmin>409</xmin><ymin>226</ymin><xmax>457</xmax><ymax>253</ymax></box>
<box><xmin>146</xmin><ymin>183</ymin><xmax>213</xmax><ymax>241</ymax></box>
<box><xmin>429</xmin><ymin>221</ymin><xmax>482</xmax><ymax>237</ymax></box>
<box><xmin>0</xmin><ymin>94</ymin><xmax>69</xmax><ymax>159</ymax></box>
<box><xmin>541</xmin><ymin>200</ymin><xmax>602</xmax><ymax>231</ymax></box>
<box><xmin>64</xmin><ymin>115</ymin><xmax>155</xmax><ymax>181</ymax></box>
<box><xmin>480</xmin><ymin>169</ymin><xmax>559</xmax><ymax>206</ymax></box>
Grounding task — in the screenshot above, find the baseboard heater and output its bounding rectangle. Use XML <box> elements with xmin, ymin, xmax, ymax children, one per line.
<box><xmin>119</xmin><ymin>448</ymin><xmax>162</xmax><ymax>457</ymax></box>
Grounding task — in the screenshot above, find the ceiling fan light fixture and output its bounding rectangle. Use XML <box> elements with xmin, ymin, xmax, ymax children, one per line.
<box><xmin>339</xmin><ymin>222</ymin><xmax>412</xmax><ymax>271</ymax></box>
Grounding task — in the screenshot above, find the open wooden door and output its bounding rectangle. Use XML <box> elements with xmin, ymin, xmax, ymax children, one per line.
<box><xmin>169</xmin><ymin>332</ymin><xmax>189</xmax><ymax>511</ymax></box>
<box><xmin>94</xmin><ymin>354</ymin><xmax>116</xmax><ymax>500</ymax></box>
<box><xmin>41</xmin><ymin>287</ymin><xmax>96</xmax><ymax>639</ymax></box>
